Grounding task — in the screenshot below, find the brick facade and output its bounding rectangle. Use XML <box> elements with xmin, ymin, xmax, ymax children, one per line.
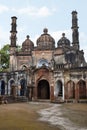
<box><xmin>0</xmin><ymin>11</ymin><xmax>87</xmax><ymax>102</ymax></box>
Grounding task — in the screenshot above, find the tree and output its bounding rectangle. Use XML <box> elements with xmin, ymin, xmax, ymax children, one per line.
<box><xmin>0</xmin><ymin>44</ymin><xmax>10</xmax><ymax>71</ymax></box>
<box><xmin>0</xmin><ymin>44</ymin><xmax>21</xmax><ymax>71</ymax></box>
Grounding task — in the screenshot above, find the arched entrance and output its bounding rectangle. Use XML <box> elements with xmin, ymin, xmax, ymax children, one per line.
<box><xmin>54</xmin><ymin>80</ymin><xmax>63</xmax><ymax>98</ymax></box>
<box><xmin>66</xmin><ymin>80</ymin><xmax>75</xmax><ymax>99</ymax></box>
<box><xmin>37</xmin><ymin>80</ymin><xmax>50</xmax><ymax>99</ymax></box>
<box><xmin>77</xmin><ymin>80</ymin><xmax>86</xmax><ymax>99</ymax></box>
<box><xmin>0</xmin><ymin>80</ymin><xmax>5</xmax><ymax>95</ymax></box>
<box><xmin>10</xmin><ymin>80</ymin><xmax>15</xmax><ymax>96</ymax></box>
<box><xmin>20</xmin><ymin>78</ymin><xmax>26</xmax><ymax>96</ymax></box>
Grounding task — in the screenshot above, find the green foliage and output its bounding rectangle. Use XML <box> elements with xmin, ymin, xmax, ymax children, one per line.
<box><xmin>0</xmin><ymin>44</ymin><xmax>21</xmax><ymax>72</ymax></box>
<box><xmin>16</xmin><ymin>45</ymin><xmax>22</xmax><ymax>51</ymax></box>
<box><xmin>0</xmin><ymin>44</ymin><xmax>10</xmax><ymax>71</ymax></box>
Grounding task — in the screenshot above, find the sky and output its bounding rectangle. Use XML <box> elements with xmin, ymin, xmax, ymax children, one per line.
<box><xmin>0</xmin><ymin>0</ymin><xmax>87</xmax><ymax>60</ymax></box>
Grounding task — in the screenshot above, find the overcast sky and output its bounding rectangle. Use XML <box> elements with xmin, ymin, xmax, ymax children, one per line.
<box><xmin>0</xmin><ymin>0</ymin><xmax>87</xmax><ymax>60</ymax></box>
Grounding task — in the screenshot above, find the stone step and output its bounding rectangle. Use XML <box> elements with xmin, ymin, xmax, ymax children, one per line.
<box><xmin>4</xmin><ymin>96</ymin><xmax>28</xmax><ymax>103</ymax></box>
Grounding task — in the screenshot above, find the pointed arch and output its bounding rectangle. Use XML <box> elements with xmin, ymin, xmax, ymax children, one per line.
<box><xmin>20</xmin><ymin>78</ymin><xmax>26</xmax><ymax>96</ymax></box>
<box><xmin>20</xmin><ymin>64</ymin><xmax>28</xmax><ymax>70</ymax></box>
<box><xmin>9</xmin><ymin>79</ymin><xmax>15</xmax><ymax>96</ymax></box>
<box><xmin>66</xmin><ymin>80</ymin><xmax>75</xmax><ymax>99</ymax></box>
<box><xmin>0</xmin><ymin>80</ymin><xmax>5</xmax><ymax>95</ymax></box>
<box><xmin>54</xmin><ymin>80</ymin><xmax>63</xmax><ymax>97</ymax></box>
<box><xmin>37</xmin><ymin>79</ymin><xmax>50</xmax><ymax>99</ymax></box>
<box><xmin>37</xmin><ymin>58</ymin><xmax>49</xmax><ymax>68</ymax></box>
<box><xmin>77</xmin><ymin>79</ymin><xmax>86</xmax><ymax>99</ymax></box>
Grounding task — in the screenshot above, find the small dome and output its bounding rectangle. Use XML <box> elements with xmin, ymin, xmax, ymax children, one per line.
<box><xmin>22</xmin><ymin>35</ymin><xmax>34</xmax><ymax>51</ymax></box>
<box><xmin>57</xmin><ymin>33</ymin><xmax>70</xmax><ymax>47</ymax></box>
<box><xmin>36</xmin><ymin>28</ymin><xmax>55</xmax><ymax>50</ymax></box>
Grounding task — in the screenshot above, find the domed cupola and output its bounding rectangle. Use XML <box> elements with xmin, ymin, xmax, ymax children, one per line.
<box><xmin>22</xmin><ymin>35</ymin><xmax>34</xmax><ymax>51</ymax></box>
<box><xmin>57</xmin><ymin>33</ymin><xmax>70</xmax><ymax>47</ymax></box>
<box><xmin>36</xmin><ymin>28</ymin><xmax>55</xmax><ymax>50</ymax></box>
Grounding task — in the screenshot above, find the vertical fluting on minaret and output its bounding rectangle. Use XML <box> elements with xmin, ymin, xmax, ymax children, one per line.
<box><xmin>10</xmin><ymin>16</ymin><xmax>17</xmax><ymax>47</ymax></box>
<box><xmin>71</xmin><ymin>11</ymin><xmax>79</xmax><ymax>50</ymax></box>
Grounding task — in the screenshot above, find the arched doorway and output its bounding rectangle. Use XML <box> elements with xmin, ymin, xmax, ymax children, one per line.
<box><xmin>10</xmin><ymin>80</ymin><xmax>16</xmax><ymax>96</ymax></box>
<box><xmin>0</xmin><ymin>80</ymin><xmax>5</xmax><ymax>95</ymax></box>
<box><xmin>37</xmin><ymin>80</ymin><xmax>50</xmax><ymax>99</ymax></box>
<box><xmin>54</xmin><ymin>80</ymin><xmax>63</xmax><ymax>98</ymax></box>
<box><xmin>77</xmin><ymin>80</ymin><xmax>86</xmax><ymax>99</ymax></box>
<box><xmin>20</xmin><ymin>78</ymin><xmax>26</xmax><ymax>96</ymax></box>
<box><xmin>66</xmin><ymin>80</ymin><xmax>75</xmax><ymax>99</ymax></box>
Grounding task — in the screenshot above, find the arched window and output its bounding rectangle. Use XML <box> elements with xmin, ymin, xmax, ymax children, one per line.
<box><xmin>37</xmin><ymin>58</ymin><xmax>49</xmax><ymax>67</ymax></box>
<box><xmin>22</xmin><ymin>65</ymin><xmax>27</xmax><ymax>70</ymax></box>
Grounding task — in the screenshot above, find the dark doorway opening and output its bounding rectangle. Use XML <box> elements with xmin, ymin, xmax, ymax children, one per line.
<box><xmin>37</xmin><ymin>80</ymin><xmax>50</xmax><ymax>99</ymax></box>
<box><xmin>78</xmin><ymin>80</ymin><xmax>86</xmax><ymax>99</ymax></box>
<box><xmin>1</xmin><ymin>80</ymin><xmax>5</xmax><ymax>95</ymax></box>
<box><xmin>20</xmin><ymin>79</ymin><xmax>26</xmax><ymax>96</ymax></box>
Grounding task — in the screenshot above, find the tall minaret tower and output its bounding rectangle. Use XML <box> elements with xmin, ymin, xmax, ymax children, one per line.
<box><xmin>71</xmin><ymin>11</ymin><xmax>79</xmax><ymax>50</ymax></box>
<box><xmin>10</xmin><ymin>16</ymin><xmax>17</xmax><ymax>47</ymax></box>
<box><xmin>9</xmin><ymin>16</ymin><xmax>17</xmax><ymax>71</ymax></box>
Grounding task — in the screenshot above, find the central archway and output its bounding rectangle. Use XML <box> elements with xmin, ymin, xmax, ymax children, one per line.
<box><xmin>37</xmin><ymin>80</ymin><xmax>50</xmax><ymax>99</ymax></box>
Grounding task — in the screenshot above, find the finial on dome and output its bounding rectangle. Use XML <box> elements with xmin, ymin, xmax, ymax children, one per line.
<box><xmin>26</xmin><ymin>35</ymin><xmax>30</xmax><ymax>39</ymax></box>
<box><xmin>62</xmin><ymin>33</ymin><xmax>65</xmax><ymax>37</ymax></box>
<box><xmin>43</xmin><ymin>28</ymin><xmax>48</xmax><ymax>34</ymax></box>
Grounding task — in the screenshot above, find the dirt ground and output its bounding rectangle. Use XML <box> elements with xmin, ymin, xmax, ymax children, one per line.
<box><xmin>0</xmin><ymin>102</ymin><xmax>60</xmax><ymax>130</ymax></box>
<box><xmin>61</xmin><ymin>103</ymin><xmax>87</xmax><ymax>129</ymax></box>
<box><xmin>0</xmin><ymin>102</ymin><xmax>87</xmax><ymax>130</ymax></box>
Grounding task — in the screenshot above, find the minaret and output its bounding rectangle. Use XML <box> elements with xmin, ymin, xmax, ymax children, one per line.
<box><xmin>9</xmin><ymin>16</ymin><xmax>17</xmax><ymax>71</ymax></box>
<box><xmin>71</xmin><ymin>11</ymin><xmax>79</xmax><ymax>50</ymax></box>
<box><xmin>10</xmin><ymin>16</ymin><xmax>17</xmax><ymax>47</ymax></box>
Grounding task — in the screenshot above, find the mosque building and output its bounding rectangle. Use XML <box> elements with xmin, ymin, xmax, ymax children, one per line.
<box><xmin>0</xmin><ymin>11</ymin><xmax>87</xmax><ymax>102</ymax></box>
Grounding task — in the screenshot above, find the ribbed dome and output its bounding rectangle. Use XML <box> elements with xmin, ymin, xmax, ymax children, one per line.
<box><xmin>36</xmin><ymin>28</ymin><xmax>55</xmax><ymax>50</ymax></box>
<box><xmin>57</xmin><ymin>33</ymin><xmax>70</xmax><ymax>47</ymax></box>
<box><xmin>22</xmin><ymin>35</ymin><xmax>34</xmax><ymax>51</ymax></box>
